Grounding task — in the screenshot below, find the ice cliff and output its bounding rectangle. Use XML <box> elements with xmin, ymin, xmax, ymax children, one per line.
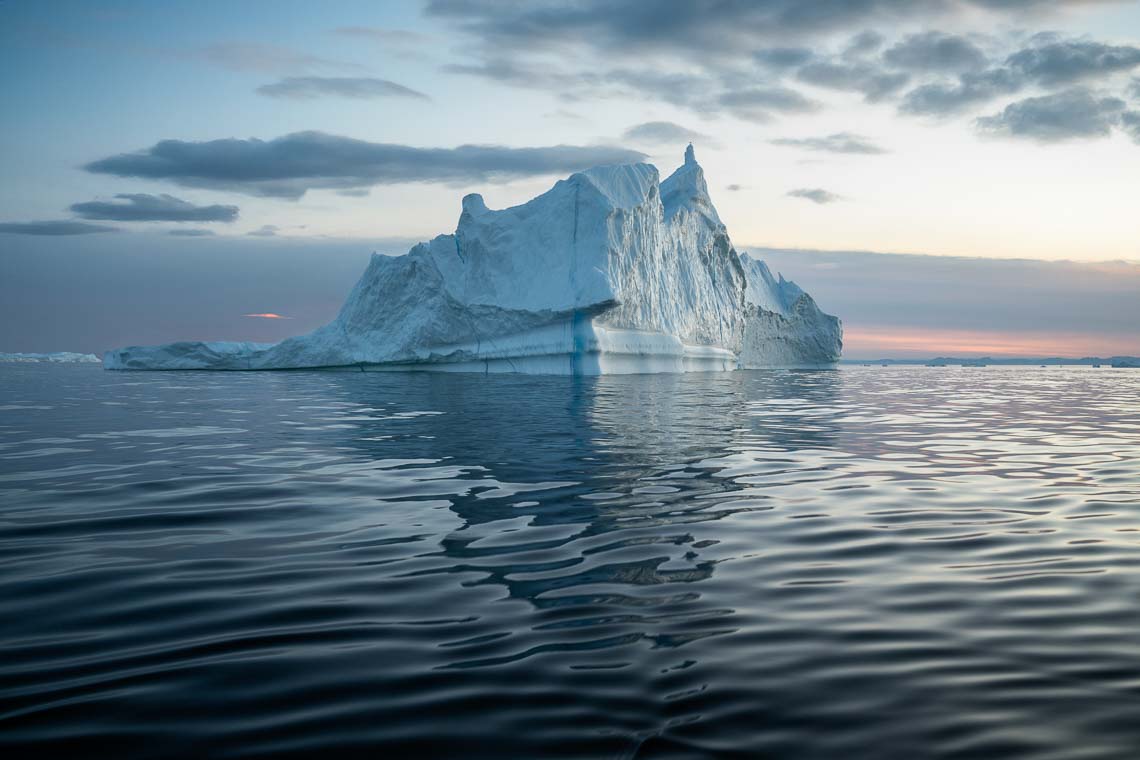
<box><xmin>105</xmin><ymin>147</ymin><xmax>841</xmax><ymax>373</ymax></box>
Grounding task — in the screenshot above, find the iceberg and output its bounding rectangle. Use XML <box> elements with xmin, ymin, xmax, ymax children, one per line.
<box><xmin>105</xmin><ymin>147</ymin><xmax>841</xmax><ymax>373</ymax></box>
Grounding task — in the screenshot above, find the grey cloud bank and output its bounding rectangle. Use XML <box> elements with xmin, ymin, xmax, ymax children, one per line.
<box><xmin>3</xmin><ymin>234</ymin><xmax>1135</xmax><ymax>357</ymax></box>
<box><xmin>256</xmin><ymin>76</ymin><xmax>430</xmax><ymax>100</ymax></box>
<box><xmin>85</xmin><ymin>132</ymin><xmax>647</xmax><ymax>199</ymax></box>
<box><xmin>977</xmin><ymin>88</ymin><xmax>1128</xmax><ymax>141</ymax></box>
<box><xmin>70</xmin><ymin>193</ymin><xmax>239</xmax><ymax>223</ymax></box>
<box><xmin>427</xmin><ymin>0</ymin><xmax>1140</xmax><ymax>144</ymax></box>
<box><xmin>0</xmin><ymin>220</ymin><xmax>119</xmax><ymax>236</ymax></box>
<box><xmin>771</xmin><ymin>132</ymin><xmax>886</xmax><ymax>154</ymax></box>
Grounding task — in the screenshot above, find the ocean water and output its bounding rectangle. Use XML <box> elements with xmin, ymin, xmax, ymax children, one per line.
<box><xmin>1</xmin><ymin>363</ymin><xmax>1138</xmax><ymax>759</ymax></box>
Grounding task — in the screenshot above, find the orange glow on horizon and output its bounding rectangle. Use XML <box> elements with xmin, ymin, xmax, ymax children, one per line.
<box><xmin>243</xmin><ymin>313</ymin><xmax>291</xmax><ymax>319</ymax></box>
<box><xmin>844</xmin><ymin>326</ymin><xmax>1137</xmax><ymax>358</ymax></box>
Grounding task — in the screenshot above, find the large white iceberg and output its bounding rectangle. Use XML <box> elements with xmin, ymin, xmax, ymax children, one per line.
<box><xmin>105</xmin><ymin>147</ymin><xmax>841</xmax><ymax>373</ymax></box>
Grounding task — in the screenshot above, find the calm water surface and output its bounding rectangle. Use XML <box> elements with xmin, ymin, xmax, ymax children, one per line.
<box><xmin>1</xmin><ymin>364</ymin><xmax>1138</xmax><ymax>758</ymax></box>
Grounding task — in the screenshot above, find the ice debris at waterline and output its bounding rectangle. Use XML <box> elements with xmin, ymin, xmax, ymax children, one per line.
<box><xmin>105</xmin><ymin>147</ymin><xmax>841</xmax><ymax>374</ymax></box>
<box><xmin>1</xmin><ymin>352</ymin><xmax>101</xmax><ymax>364</ymax></box>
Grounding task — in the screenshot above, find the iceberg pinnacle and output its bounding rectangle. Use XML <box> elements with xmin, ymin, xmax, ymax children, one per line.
<box><xmin>105</xmin><ymin>149</ymin><xmax>842</xmax><ymax>373</ymax></box>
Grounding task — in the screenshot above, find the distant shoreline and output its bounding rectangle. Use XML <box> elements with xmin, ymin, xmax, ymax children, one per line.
<box><xmin>842</xmin><ymin>356</ymin><xmax>1138</xmax><ymax>366</ymax></box>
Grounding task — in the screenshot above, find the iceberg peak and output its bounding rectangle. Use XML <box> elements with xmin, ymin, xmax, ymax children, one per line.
<box><xmin>661</xmin><ymin>145</ymin><xmax>719</xmax><ymax>226</ymax></box>
<box><xmin>461</xmin><ymin>193</ymin><xmax>489</xmax><ymax>217</ymax></box>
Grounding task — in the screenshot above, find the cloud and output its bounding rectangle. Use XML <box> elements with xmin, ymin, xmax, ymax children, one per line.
<box><xmin>0</xmin><ymin>220</ymin><xmax>119</xmax><ymax>235</ymax></box>
<box><xmin>718</xmin><ymin>86</ymin><xmax>820</xmax><ymax>121</ymax></box>
<box><xmin>426</xmin><ymin>1</ymin><xmax>1093</xmax><ymax>56</ymax></box>
<box><xmin>796</xmin><ymin>60</ymin><xmax>910</xmax><ymax>102</ymax></box>
<box><xmin>243</xmin><ymin>312</ymin><xmax>291</xmax><ymax>319</ymax></box>
<box><xmin>1130</xmin><ymin>77</ymin><xmax>1140</xmax><ymax>100</ymax></box>
<box><xmin>248</xmin><ymin>225</ymin><xmax>279</xmax><ymax>237</ymax></box>
<box><xmin>84</xmin><ymin>131</ymin><xmax>648</xmax><ymax>199</ymax></box>
<box><xmin>1005</xmin><ymin>39</ymin><xmax>1140</xmax><ymax>87</ymax></box>
<box><xmin>788</xmin><ymin>188</ymin><xmax>843</xmax><ymax>204</ymax></box>
<box><xmin>883</xmin><ymin>31</ymin><xmax>988</xmax><ymax>72</ymax></box>
<box><xmin>1121</xmin><ymin>110</ymin><xmax>1140</xmax><ymax>143</ymax></box>
<box><xmin>770</xmin><ymin>132</ymin><xmax>887</xmax><ymax>154</ymax></box>
<box><xmin>843</xmin><ymin>31</ymin><xmax>886</xmax><ymax>60</ymax></box>
<box><xmin>976</xmin><ymin>87</ymin><xmax>1126</xmax><ymax>141</ymax></box>
<box><xmin>428</xmin><ymin>1</ymin><xmax>1138</xmax><ymax>128</ymax></box>
<box><xmin>754</xmin><ymin>47</ymin><xmax>814</xmax><ymax>69</ymax></box>
<box><xmin>256</xmin><ymin>76</ymin><xmax>430</xmax><ymax>100</ymax></box>
<box><xmin>725</xmin><ymin>184</ymin><xmax>743</xmax><ymax>191</ymax></box>
<box><xmin>899</xmin><ymin>67</ymin><xmax>1023</xmax><ymax>116</ymax></box>
<box><xmin>193</xmin><ymin>42</ymin><xmax>359</xmax><ymax>74</ymax></box>
<box><xmin>622</xmin><ymin>121</ymin><xmax>713</xmax><ymax>145</ymax></box>
<box><xmin>898</xmin><ymin>37</ymin><xmax>1140</xmax><ymax>118</ymax></box>
<box><xmin>168</xmin><ymin>229</ymin><xmax>215</xmax><ymax>237</ymax></box>
<box><xmin>70</xmin><ymin>193</ymin><xmax>238</xmax><ymax>222</ymax></box>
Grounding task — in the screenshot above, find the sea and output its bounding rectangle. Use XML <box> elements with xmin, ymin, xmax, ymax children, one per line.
<box><xmin>1</xmin><ymin>363</ymin><xmax>1138</xmax><ymax>759</ymax></box>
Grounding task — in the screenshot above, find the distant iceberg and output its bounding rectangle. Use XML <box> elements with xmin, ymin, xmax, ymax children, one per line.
<box><xmin>1</xmin><ymin>352</ymin><xmax>101</xmax><ymax>364</ymax></box>
<box><xmin>105</xmin><ymin>147</ymin><xmax>841</xmax><ymax>374</ymax></box>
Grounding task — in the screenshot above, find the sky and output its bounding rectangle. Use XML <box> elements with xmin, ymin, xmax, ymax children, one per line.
<box><xmin>2</xmin><ymin>0</ymin><xmax>1139</xmax><ymax>358</ymax></box>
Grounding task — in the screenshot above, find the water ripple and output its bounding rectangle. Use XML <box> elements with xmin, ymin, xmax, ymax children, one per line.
<box><xmin>0</xmin><ymin>364</ymin><xmax>1138</xmax><ymax>758</ymax></box>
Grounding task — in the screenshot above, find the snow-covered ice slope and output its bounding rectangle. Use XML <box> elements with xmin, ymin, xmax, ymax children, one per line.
<box><xmin>105</xmin><ymin>147</ymin><xmax>841</xmax><ymax>373</ymax></box>
<box><xmin>738</xmin><ymin>254</ymin><xmax>843</xmax><ymax>369</ymax></box>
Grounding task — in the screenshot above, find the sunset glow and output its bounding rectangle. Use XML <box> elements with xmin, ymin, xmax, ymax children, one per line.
<box><xmin>243</xmin><ymin>313</ymin><xmax>290</xmax><ymax>320</ymax></box>
<box><xmin>845</xmin><ymin>326</ymin><xmax>1139</xmax><ymax>359</ymax></box>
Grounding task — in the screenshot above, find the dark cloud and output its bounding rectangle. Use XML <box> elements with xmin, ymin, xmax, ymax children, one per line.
<box><xmin>70</xmin><ymin>193</ymin><xmax>238</xmax><ymax>223</ymax></box>
<box><xmin>256</xmin><ymin>76</ymin><xmax>430</xmax><ymax>100</ymax></box>
<box><xmin>788</xmin><ymin>188</ymin><xmax>843</xmax><ymax>204</ymax></box>
<box><xmin>429</xmin><ymin>1</ymin><xmax>1136</xmax><ymax>126</ymax></box>
<box><xmin>883</xmin><ymin>31</ymin><xmax>988</xmax><ymax>72</ymax></box>
<box><xmin>168</xmin><ymin>229</ymin><xmax>216</xmax><ymax>237</ymax></box>
<box><xmin>1130</xmin><ymin>77</ymin><xmax>1140</xmax><ymax>99</ymax></box>
<box><xmin>754</xmin><ymin>47</ymin><xmax>814</xmax><ymax>69</ymax></box>
<box><xmin>843</xmin><ymin>31</ymin><xmax>886</xmax><ymax>60</ymax></box>
<box><xmin>426</xmin><ymin>1</ymin><xmax>1088</xmax><ymax>56</ymax></box>
<box><xmin>725</xmin><ymin>184</ymin><xmax>743</xmax><ymax>192</ymax></box>
<box><xmin>770</xmin><ymin>132</ymin><xmax>887</xmax><ymax>154</ymax></box>
<box><xmin>900</xmin><ymin>67</ymin><xmax>1023</xmax><ymax>116</ymax></box>
<box><xmin>976</xmin><ymin>87</ymin><xmax>1127</xmax><ymax>141</ymax></box>
<box><xmin>84</xmin><ymin>132</ymin><xmax>648</xmax><ymax>199</ymax></box>
<box><xmin>602</xmin><ymin>68</ymin><xmax>715</xmax><ymax>110</ymax></box>
<box><xmin>622</xmin><ymin>121</ymin><xmax>713</xmax><ymax>146</ymax></box>
<box><xmin>899</xmin><ymin>37</ymin><xmax>1140</xmax><ymax>118</ymax></box>
<box><xmin>1006</xmin><ymin>40</ymin><xmax>1140</xmax><ymax>87</ymax></box>
<box><xmin>796</xmin><ymin>60</ymin><xmax>910</xmax><ymax>102</ymax></box>
<box><xmin>718</xmin><ymin>86</ymin><xmax>820</xmax><ymax>121</ymax></box>
<box><xmin>1120</xmin><ymin>110</ymin><xmax>1140</xmax><ymax>143</ymax></box>
<box><xmin>0</xmin><ymin>220</ymin><xmax>119</xmax><ymax>235</ymax></box>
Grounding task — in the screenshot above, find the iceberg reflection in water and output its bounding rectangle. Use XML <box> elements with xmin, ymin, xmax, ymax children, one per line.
<box><xmin>1</xmin><ymin>364</ymin><xmax>1138</xmax><ymax>758</ymax></box>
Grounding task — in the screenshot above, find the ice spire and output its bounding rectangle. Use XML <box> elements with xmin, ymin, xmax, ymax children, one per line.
<box><xmin>662</xmin><ymin>144</ymin><xmax>719</xmax><ymax>225</ymax></box>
